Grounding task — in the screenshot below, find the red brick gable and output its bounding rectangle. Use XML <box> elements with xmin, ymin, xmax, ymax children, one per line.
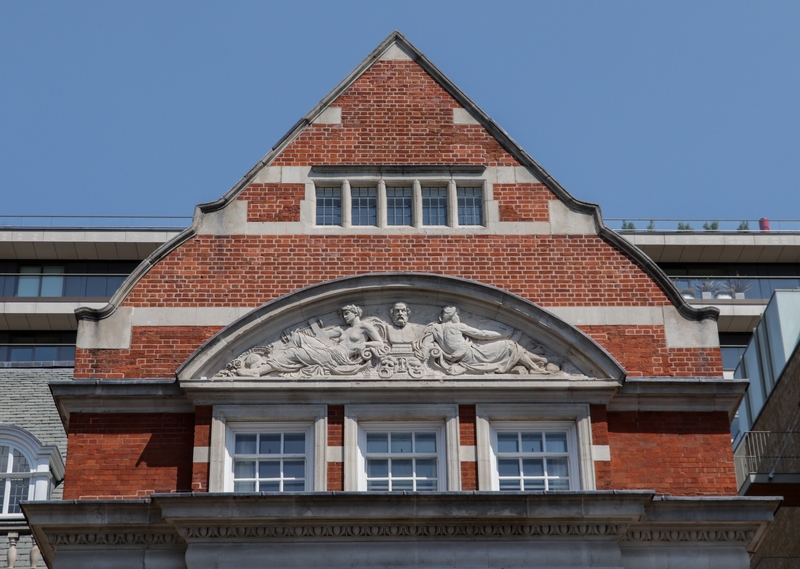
<box><xmin>273</xmin><ymin>60</ymin><xmax>521</xmax><ymax>168</ymax></box>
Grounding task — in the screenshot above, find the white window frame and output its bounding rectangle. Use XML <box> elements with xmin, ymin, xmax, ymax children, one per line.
<box><xmin>209</xmin><ymin>405</ymin><xmax>327</xmax><ymax>492</ymax></box>
<box><xmin>475</xmin><ymin>404</ymin><xmax>596</xmax><ymax>491</ymax></box>
<box><xmin>357</xmin><ymin>421</ymin><xmax>446</xmax><ymax>492</ymax></box>
<box><xmin>313</xmin><ymin>179</ymin><xmax>486</xmax><ymax>229</ymax></box>
<box><xmin>489</xmin><ymin>421</ymin><xmax>580</xmax><ymax>491</ymax></box>
<box><xmin>344</xmin><ymin>404</ymin><xmax>460</xmax><ymax>491</ymax></box>
<box><xmin>0</xmin><ymin>424</ymin><xmax>63</xmax><ymax>518</ymax></box>
<box><xmin>225</xmin><ymin>422</ymin><xmax>315</xmax><ymax>493</ymax></box>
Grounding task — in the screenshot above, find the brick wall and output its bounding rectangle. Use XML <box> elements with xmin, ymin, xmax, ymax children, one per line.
<box><xmin>273</xmin><ymin>61</ymin><xmax>519</xmax><ymax>167</ymax></box>
<box><xmin>595</xmin><ymin>410</ymin><xmax>738</xmax><ymax>495</ymax></box>
<box><xmin>459</xmin><ymin>404</ymin><xmax>477</xmax><ymax>491</ymax></box>
<box><xmin>238</xmin><ymin>183</ymin><xmax>304</xmax><ymax>222</ymax></box>
<box><xmin>63</xmin><ymin>413</ymin><xmax>194</xmax><ymax>499</ymax></box>
<box><xmin>495</xmin><ymin>183</ymin><xmax>555</xmax><ymax>222</ymax></box>
<box><xmin>327</xmin><ymin>404</ymin><xmax>344</xmax><ymax>491</ymax></box>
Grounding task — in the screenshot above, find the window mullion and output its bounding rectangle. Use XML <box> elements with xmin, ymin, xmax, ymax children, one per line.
<box><xmin>341</xmin><ymin>180</ymin><xmax>352</xmax><ymax>228</ymax></box>
<box><xmin>377</xmin><ymin>180</ymin><xmax>387</xmax><ymax>228</ymax></box>
<box><xmin>412</xmin><ymin>180</ymin><xmax>422</xmax><ymax>228</ymax></box>
<box><xmin>447</xmin><ymin>179</ymin><xmax>458</xmax><ymax>228</ymax></box>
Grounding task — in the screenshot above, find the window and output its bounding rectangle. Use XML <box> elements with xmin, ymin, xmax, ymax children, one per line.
<box><xmin>0</xmin><ymin>425</ymin><xmax>63</xmax><ymax>518</ymax></box>
<box><xmin>344</xmin><ymin>404</ymin><xmax>460</xmax><ymax>491</ymax></box>
<box><xmin>361</xmin><ymin>426</ymin><xmax>444</xmax><ymax>491</ymax></box>
<box><xmin>315</xmin><ymin>187</ymin><xmax>341</xmax><ymax>225</ymax></box>
<box><xmin>386</xmin><ymin>187</ymin><xmax>412</xmax><ymax>226</ymax></box>
<box><xmin>230</xmin><ymin>428</ymin><xmax>311</xmax><ymax>492</ymax></box>
<box><xmin>421</xmin><ymin>186</ymin><xmax>448</xmax><ymax>226</ymax></box>
<box><xmin>18</xmin><ymin>265</ymin><xmax>64</xmax><ymax>297</ymax></box>
<box><xmin>351</xmin><ymin>188</ymin><xmax>378</xmax><ymax>226</ymax></box>
<box><xmin>457</xmin><ymin>187</ymin><xmax>483</xmax><ymax>225</ymax></box>
<box><xmin>0</xmin><ymin>445</ymin><xmax>31</xmax><ymax>515</ymax></box>
<box><xmin>492</xmin><ymin>425</ymin><xmax>577</xmax><ymax>491</ymax></box>
<box><xmin>313</xmin><ymin>180</ymin><xmax>485</xmax><ymax>228</ymax></box>
<box><xmin>209</xmin><ymin>405</ymin><xmax>327</xmax><ymax>493</ymax></box>
<box><xmin>475</xmin><ymin>404</ymin><xmax>596</xmax><ymax>491</ymax></box>
<box><xmin>0</xmin><ymin>331</ymin><xmax>77</xmax><ymax>364</ymax></box>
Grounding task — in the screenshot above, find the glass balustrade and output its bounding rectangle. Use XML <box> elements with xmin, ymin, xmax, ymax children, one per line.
<box><xmin>0</xmin><ymin>273</ymin><xmax>130</xmax><ymax>298</ymax></box>
<box><xmin>669</xmin><ymin>277</ymin><xmax>800</xmax><ymax>301</ymax></box>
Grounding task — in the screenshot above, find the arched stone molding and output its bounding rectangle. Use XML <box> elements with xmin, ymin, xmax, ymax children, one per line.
<box><xmin>0</xmin><ymin>423</ymin><xmax>64</xmax><ymax>514</ymax></box>
<box><xmin>177</xmin><ymin>273</ymin><xmax>626</xmax><ymax>382</ymax></box>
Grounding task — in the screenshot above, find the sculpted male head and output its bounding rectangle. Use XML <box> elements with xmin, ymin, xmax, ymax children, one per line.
<box><xmin>389</xmin><ymin>302</ymin><xmax>411</xmax><ymax>327</ymax></box>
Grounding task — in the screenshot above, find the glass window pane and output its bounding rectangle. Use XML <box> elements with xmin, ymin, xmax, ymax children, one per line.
<box><xmin>521</xmin><ymin>432</ymin><xmax>543</xmax><ymax>453</ymax></box>
<box><xmin>85</xmin><ymin>276</ymin><xmax>107</xmax><ymax>297</ymax></box>
<box><xmin>499</xmin><ymin>479</ymin><xmax>521</xmax><ymax>491</ymax></box>
<box><xmin>316</xmin><ymin>187</ymin><xmax>342</xmax><ymax>226</ymax></box>
<box><xmin>9</xmin><ymin>479</ymin><xmax>28</xmax><ymax>513</ymax></box>
<box><xmin>0</xmin><ymin>446</ymin><xmax>9</xmax><ymax>472</ymax></box>
<box><xmin>547</xmin><ymin>457</ymin><xmax>569</xmax><ymax>478</ymax></box>
<box><xmin>234</xmin><ymin>460</ymin><xmax>256</xmax><ymax>479</ymax></box>
<box><xmin>106</xmin><ymin>275</ymin><xmax>127</xmax><ymax>296</ymax></box>
<box><xmin>457</xmin><ymin>187</ymin><xmax>483</xmax><ymax>225</ymax></box>
<box><xmin>234</xmin><ymin>480</ymin><xmax>256</xmax><ymax>492</ymax></box>
<box><xmin>366</xmin><ymin>433</ymin><xmax>388</xmax><ymax>454</ymax></box>
<box><xmin>497</xmin><ymin>458</ymin><xmax>520</xmax><ymax>477</ymax></box>
<box><xmin>391</xmin><ymin>459</ymin><xmax>413</xmax><ymax>477</ymax></box>
<box><xmin>17</xmin><ymin>276</ymin><xmax>40</xmax><ymax>296</ymax></box>
<box><xmin>351</xmin><ymin>188</ymin><xmax>377</xmax><ymax>226</ymax></box>
<box><xmin>422</xmin><ymin>187</ymin><xmax>447</xmax><ymax>225</ymax></box>
<box><xmin>415</xmin><ymin>479</ymin><xmax>437</xmax><ymax>492</ymax></box>
<box><xmin>283</xmin><ymin>433</ymin><xmax>305</xmax><ymax>454</ymax></box>
<box><xmin>260</xmin><ymin>481</ymin><xmax>281</xmax><ymax>493</ymax></box>
<box><xmin>40</xmin><ymin>275</ymin><xmax>64</xmax><ymax>297</ymax></box>
<box><xmin>391</xmin><ymin>433</ymin><xmax>412</xmax><ymax>454</ymax></box>
<box><xmin>415</xmin><ymin>458</ymin><xmax>437</xmax><ymax>479</ymax></box>
<box><xmin>367</xmin><ymin>459</ymin><xmax>388</xmax><ymax>478</ymax></box>
<box><xmin>258</xmin><ymin>434</ymin><xmax>281</xmax><ymax>455</ymax></box>
<box><xmin>283</xmin><ymin>460</ymin><xmax>305</xmax><ymax>479</ymax></box>
<box><xmin>34</xmin><ymin>346</ymin><xmax>59</xmax><ymax>361</ymax></box>
<box><xmin>11</xmin><ymin>449</ymin><xmax>29</xmax><ymax>473</ymax></box>
<box><xmin>283</xmin><ymin>480</ymin><xmax>305</xmax><ymax>492</ymax></box>
<box><xmin>235</xmin><ymin>434</ymin><xmax>257</xmax><ymax>455</ymax></box>
<box><xmin>9</xmin><ymin>347</ymin><xmax>34</xmax><ymax>362</ymax></box>
<box><xmin>522</xmin><ymin>458</ymin><xmax>544</xmax><ymax>477</ymax></box>
<box><xmin>523</xmin><ymin>479</ymin><xmax>546</xmax><ymax>491</ymax></box>
<box><xmin>548</xmin><ymin>478</ymin><xmax>570</xmax><ymax>491</ymax></box>
<box><xmin>497</xmin><ymin>433</ymin><xmax>518</xmax><ymax>453</ymax></box>
<box><xmin>386</xmin><ymin>187</ymin><xmax>412</xmax><ymax>226</ymax></box>
<box><xmin>391</xmin><ymin>479</ymin><xmax>413</xmax><ymax>491</ymax></box>
<box><xmin>59</xmin><ymin>345</ymin><xmax>76</xmax><ymax>361</ymax></box>
<box><xmin>414</xmin><ymin>432</ymin><xmax>436</xmax><ymax>453</ymax></box>
<box><xmin>367</xmin><ymin>480</ymin><xmax>389</xmax><ymax>491</ymax></box>
<box><xmin>545</xmin><ymin>433</ymin><xmax>568</xmax><ymax>453</ymax></box>
<box><xmin>258</xmin><ymin>460</ymin><xmax>281</xmax><ymax>479</ymax></box>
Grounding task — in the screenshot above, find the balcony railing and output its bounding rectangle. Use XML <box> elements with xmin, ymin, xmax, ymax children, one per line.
<box><xmin>0</xmin><ymin>215</ymin><xmax>192</xmax><ymax>230</ymax></box>
<box><xmin>607</xmin><ymin>218</ymin><xmax>800</xmax><ymax>233</ymax></box>
<box><xmin>669</xmin><ymin>276</ymin><xmax>800</xmax><ymax>301</ymax></box>
<box><xmin>734</xmin><ymin>431</ymin><xmax>800</xmax><ymax>489</ymax></box>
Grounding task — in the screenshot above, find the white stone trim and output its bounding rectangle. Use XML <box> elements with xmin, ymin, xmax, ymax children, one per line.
<box><xmin>343</xmin><ymin>404</ymin><xmax>460</xmax><ymax>491</ymax></box>
<box><xmin>662</xmin><ymin>306</ymin><xmax>720</xmax><ymax>348</ymax></box>
<box><xmin>548</xmin><ymin>200</ymin><xmax>596</xmax><ymax>235</ymax></box>
<box><xmin>192</xmin><ymin>446</ymin><xmax>210</xmax><ymax>463</ymax></box>
<box><xmin>209</xmin><ymin>405</ymin><xmax>327</xmax><ymax>492</ymax></box>
<box><xmin>453</xmin><ymin>108</ymin><xmax>479</xmax><ymax>125</ymax></box>
<box><xmin>311</xmin><ymin>107</ymin><xmax>341</xmax><ymax>125</ymax></box>
<box><xmin>459</xmin><ymin>445</ymin><xmax>476</xmax><ymax>462</ymax></box>
<box><xmin>379</xmin><ymin>43</ymin><xmax>413</xmax><ymax>61</ymax></box>
<box><xmin>327</xmin><ymin>446</ymin><xmax>343</xmax><ymax>463</ymax></box>
<box><xmin>592</xmin><ymin>445</ymin><xmax>611</xmax><ymax>461</ymax></box>
<box><xmin>475</xmin><ymin>404</ymin><xmax>595</xmax><ymax>491</ymax></box>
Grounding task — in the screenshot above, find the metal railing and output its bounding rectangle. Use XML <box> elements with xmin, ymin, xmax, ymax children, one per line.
<box><xmin>669</xmin><ymin>276</ymin><xmax>800</xmax><ymax>301</ymax></box>
<box><xmin>607</xmin><ymin>218</ymin><xmax>800</xmax><ymax>233</ymax></box>
<box><xmin>0</xmin><ymin>215</ymin><xmax>192</xmax><ymax>230</ymax></box>
<box><xmin>734</xmin><ymin>431</ymin><xmax>800</xmax><ymax>488</ymax></box>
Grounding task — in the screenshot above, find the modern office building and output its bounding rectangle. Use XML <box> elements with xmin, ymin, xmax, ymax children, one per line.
<box><xmin>2</xmin><ymin>32</ymin><xmax>798</xmax><ymax>569</ymax></box>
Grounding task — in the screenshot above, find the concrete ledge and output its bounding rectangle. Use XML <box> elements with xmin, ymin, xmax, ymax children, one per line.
<box><xmin>609</xmin><ymin>377</ymin><xmax>749</xmax><ymax>419</ymax></box>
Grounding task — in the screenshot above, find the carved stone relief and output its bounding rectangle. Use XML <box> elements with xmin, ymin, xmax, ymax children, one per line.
<box><xmin>214</xmin><ymin>303</ymin><xmax>586</xmax><ymax>380</ymax></box>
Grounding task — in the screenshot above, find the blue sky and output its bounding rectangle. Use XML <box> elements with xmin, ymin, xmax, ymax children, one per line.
<box><xmin>1</xmin><ymin>1</ymin><xmax>798</xmax><ymax>226</ymax></box>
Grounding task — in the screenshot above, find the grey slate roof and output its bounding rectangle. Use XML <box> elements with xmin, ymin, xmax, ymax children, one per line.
<box><xmin>0</xmin><ymin>368</ymin><xmax>70</xmax><ymax>461</ymax></box>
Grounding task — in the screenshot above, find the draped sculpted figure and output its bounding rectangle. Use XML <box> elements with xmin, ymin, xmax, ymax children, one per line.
<box><xmin>236</xmin><ymin>304</ymin><xmax>386</xmax><ymax>377</ymax></box>
<box><xmin>418</xmin><ymin>306</ymin><xmax>557</xmax><ymax>375</ymax></box>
